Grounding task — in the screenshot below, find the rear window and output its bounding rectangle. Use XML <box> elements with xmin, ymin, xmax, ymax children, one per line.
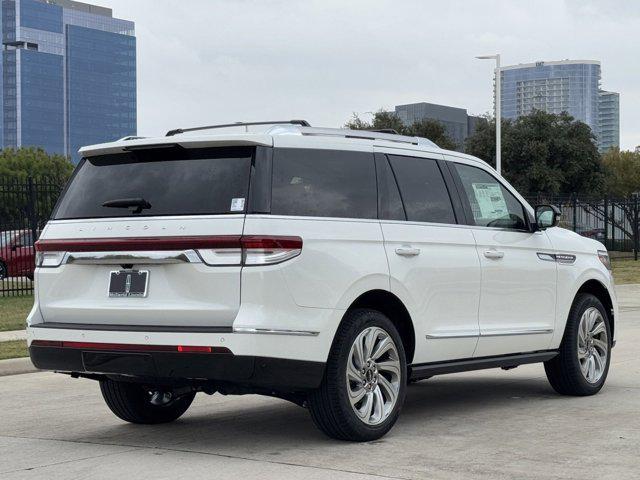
<box><xmin>53</xmin><ymin>146</ymin><xmax>253</xmax><ymax>220</ymax></box>
<box><xmin>271</xmin><ymin>148</ymin><xmax>377</xmax><ymax>219</ymax></box>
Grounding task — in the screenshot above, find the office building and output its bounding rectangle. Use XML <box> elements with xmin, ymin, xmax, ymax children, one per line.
<box><xmin>1</xmin><ymin>0</ymin><xmax>136</xmax><ymax>163</ymax></box>
<box><xmin>394</xmin><ymin>102</ymin><xmax>483</xmax><ymax>150</ymax></box>
<box><xmin>598</xmin><ymin>90</ymin><xmax>620</xmax><ymax>152</ymax></box>
<box><xmin>500</xmin><ymin>60</ymin><xmax>618</xmax><ymax>152</ymax></box>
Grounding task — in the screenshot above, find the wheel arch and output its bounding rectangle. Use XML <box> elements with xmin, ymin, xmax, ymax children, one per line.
<box><xmin>576</xmin><ymin>279</ymin><xmax>615</xmax><ymax>340</ymax></box>
<box><xmin>343</xmin><ymin>289</ymin><xmax>416</xmax><ymax>364</ymax></box>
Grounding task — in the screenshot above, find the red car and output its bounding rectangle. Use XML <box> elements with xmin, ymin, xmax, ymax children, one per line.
<box><xmin>0</xmin><ymin>230</ymin><xmax>36</xmax><ymax>280</ymax></box>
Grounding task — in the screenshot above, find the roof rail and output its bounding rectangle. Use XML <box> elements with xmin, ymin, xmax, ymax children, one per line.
<box><xmin>116</xmin><ymin>136</ymin><xmax>147</xmax><ymax>142</ymax></box>
<box><xmin>166</xmin><ymin>120</ymin><xmax>311</xmax><ymax>137</ymax></box>
<box><xmin>294</xmin><ymin>127</ymin><xmax>439</xmax><ymax>148</ymax></box>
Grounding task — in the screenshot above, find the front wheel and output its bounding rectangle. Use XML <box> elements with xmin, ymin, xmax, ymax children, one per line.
<box><xmin>544</xmin><ymin>293</ymin><xmax>611</xmax><ymax>396</ymax></box>
<box><xmin>100</xmin><ymin>379</ymin><xmax>195</xmax><ymax>424</ymax></box>
<box><xmin>308</xmin><ymin>309</ymin><xmax>407</xmax><ymax>441</ymax></box>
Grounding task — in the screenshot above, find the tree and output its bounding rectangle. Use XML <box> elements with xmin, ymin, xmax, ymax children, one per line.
<box><xmin>0</xmin><ymin>147</ymin><xmax>74</xmax><ymax>181</ymax></box>
<box><xmin>345</xmin><ymin>110</ymin><xmax>458</xmax><ymax>150</ymax></box>
<box><xmin>600</xmin><ymin>148</ymin><xmax>640</xmax><ymax>256</ymax></box>
<box><xmin>602</xmin><ymin>148</ymin><xmax>640</xmax><ymax>198</ymax></box>
<box><xmin>465</xmin><ymin>110</ymin><xmax>605</xmax><ymax>197</ymax></box>
<box><xmin>409</xmin><ymin>119</ymin><xmax>458</xmax><ymax>151</ymax></box>
<box><xmin>0</xmin><ymin>148</ymin><xmax>73</xmax><ymax>226</ymax></box>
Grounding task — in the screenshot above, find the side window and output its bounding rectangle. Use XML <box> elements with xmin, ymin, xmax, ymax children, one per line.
<box><xmin>375</xmin><ymin>154</ymin><xmax>405</xmax><ymax>221</ymax></box>
<box><xmin>387</xmin><ymin>155</ymin><xmax>456</xmax><ymax>224</ymax></box>
<box><xmin>18</xmin><ymin>232</ymin><xmax>33</xmax><ymax>247</ymax></box>
<box><xmin>454</xmin><ymin>163</ymin><xmax>527</xmax><ymax>230</ymax></box>
<box><xmin>271</xmin><ymin>148</ymin><xmax>377</xmax><ymax>219</ymax></box>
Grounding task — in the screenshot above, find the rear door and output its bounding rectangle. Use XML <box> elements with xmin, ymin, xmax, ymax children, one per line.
<box><xmin>375</xmin><ymin>148</ymin><xmax>481</xmax><ymax>364</ymax></box>
<box><xmin>448</xmin><ymin>159</ymin><xmax>557</xmax><ymax>357</ymax></box>
<box><xmin>37</xmin><ymin>145</ymin><xmax>256</xmax><ymax>329</ymax></box>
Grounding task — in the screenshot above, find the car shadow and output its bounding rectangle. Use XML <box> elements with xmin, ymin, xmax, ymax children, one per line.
<box><xmin>70</xmin><ymin>373</ymin><xmax>562</xmax><ymax>451</ymax></box>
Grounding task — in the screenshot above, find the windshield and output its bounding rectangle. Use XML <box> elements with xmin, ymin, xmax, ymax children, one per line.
<box><xmin>53</xmin><ymin>146</ymin><xmax>254</xmax><ymax>220</ymax></box>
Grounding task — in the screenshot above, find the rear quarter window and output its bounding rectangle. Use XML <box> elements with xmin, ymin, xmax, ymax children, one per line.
<box><xmin>271</xmin><ymin>148</ymin><xmax>377</xmax><ymax>219</ymax></box>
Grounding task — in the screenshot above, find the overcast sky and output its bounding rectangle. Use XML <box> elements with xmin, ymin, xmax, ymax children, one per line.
<box><xmin>94</xmin><ymin>0</ymin><xmax>639</xmax><ymax>149</ymax></box>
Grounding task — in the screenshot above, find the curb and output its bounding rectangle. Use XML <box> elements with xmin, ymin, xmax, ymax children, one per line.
<box><xmin>0</xmin><ymin>329</ymin><xmax>27</xmax><ymax>342</ymax></box>
<box><xmin>0</xmin><ymin>357</ymin><xmax>37</xmax><ymax>377</ymax></box>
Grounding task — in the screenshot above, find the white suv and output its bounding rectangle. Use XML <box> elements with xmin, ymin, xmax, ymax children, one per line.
<box><xmin>28</xmin><ymin>121</ymin><xmax>617</xmax><ymax>441</ymax></box>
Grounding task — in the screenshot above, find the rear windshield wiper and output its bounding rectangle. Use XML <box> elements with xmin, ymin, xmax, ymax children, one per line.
<box><xmin>102</xmin><ymin>198</ymin><xmax>152</xmax><ymax>214</ymax></box>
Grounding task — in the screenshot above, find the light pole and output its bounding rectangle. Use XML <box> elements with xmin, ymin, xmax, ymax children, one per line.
<box><xmin>476</xmin><ymin>54</ymin><xmax>501</xmax><ymax>175</ymax></box>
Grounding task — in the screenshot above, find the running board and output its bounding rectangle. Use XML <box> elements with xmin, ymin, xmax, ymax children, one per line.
<box><xmin>409</xmin><ymin>351</ymin><xmax>558</xmax><ymax>380</ymax></box>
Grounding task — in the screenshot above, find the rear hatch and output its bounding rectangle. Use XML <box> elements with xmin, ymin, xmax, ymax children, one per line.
<box><xmin>36</xmin><ymin>145</ymin><xmax>254</xmax><ymax>329</ymax></box>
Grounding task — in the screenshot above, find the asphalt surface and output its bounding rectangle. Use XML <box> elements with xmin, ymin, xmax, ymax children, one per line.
<box><xmin>1</xmin><ymin>285</ymin><xmax>639</xmax><ymax>480</ymax></box>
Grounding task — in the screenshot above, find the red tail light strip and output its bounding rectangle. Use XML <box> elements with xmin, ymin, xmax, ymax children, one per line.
<box><xmin>35</xmin><ymin>236</ymin><xmax>242</xmax><ymax>252</ymax></box>
<box><xmin>31</xmin><ymin>340</ymin><xmax>231</xmax><ymax>354</ymax></box>
<box><xmin>35</xmin><ymin>235</ymin><xmax>303</xmax><ymax>252</ymax></box>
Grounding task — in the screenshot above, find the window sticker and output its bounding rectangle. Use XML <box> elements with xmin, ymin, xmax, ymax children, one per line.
<box><xmin>230</xmin><ymin>197</ymin><xmax>245</xmax><ymax>212</ymax></box>
<box><xmin>471</xmin><ymin>183</ymin><xmax>508</xmax><ymax>220</ymax></box>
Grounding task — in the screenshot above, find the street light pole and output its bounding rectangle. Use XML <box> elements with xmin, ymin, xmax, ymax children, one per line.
<box><xmin>476</xmin><ymin>54</ymin><xmax>501</xmax><ymax>175</ymax></box>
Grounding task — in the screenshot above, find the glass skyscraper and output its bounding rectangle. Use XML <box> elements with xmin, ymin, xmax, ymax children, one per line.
<box><xmin>1</xmin><ymin>0</ymin><xmax>136</xmax><ymax>163</ymax></box>
<box><xmin>500</xmin><ymin>60</ymin><xmax>619</xmax><ymax>152</ymax></box>
<box><xmin>598</xmin><ymin>90</ymin><xmax>620</xmax><ymax>153</ymax></box>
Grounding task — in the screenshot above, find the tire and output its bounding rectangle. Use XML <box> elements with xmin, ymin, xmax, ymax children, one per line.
<box><xmin>99</xmin><ymin>379</ymin><xmax>196</xmax><ymax>424</ymax></box>
<box><xmin>308</xmin><ymin>309</ymin><xmax>407</xmax><ymax>441</ymax></box>
<box><xmin>0</xmin><ymin>261</ymin><xmax>7</xmax><ymax>280</ymax></box>
<box><xmin>544</xmin><ymin>293</ymin><xmax>612</xmax><ymax>396</ymax></box>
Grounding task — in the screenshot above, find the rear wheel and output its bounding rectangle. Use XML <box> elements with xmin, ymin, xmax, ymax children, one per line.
<box><xmin>99</xmin><ymin>379</ymin><xmax>195</xmax><ymax>424</ymax></box>
<box><xmin>0</xmin><ymin>261</ymin><xmax>7</xmax><ymax>280</ymax></box>
<box><xmin>308</xmin><ymin>309</ymin><xmax>407</xmax><ymax>441</ymax></box>
<box><xmin>544</xmin><ymin>293</ymin><xmax>611</xmax><ymax>396</ymax></box>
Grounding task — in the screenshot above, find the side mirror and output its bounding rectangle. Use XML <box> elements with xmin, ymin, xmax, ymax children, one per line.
<box><xmin>534</xmin><ymin>204</ymin><xmax>561</xmax><ymax>231</ymax></box>
<box><xmin>10</xmin><ymin>244</ymin><xmax>20</xmax><ymax>251</ymax></box>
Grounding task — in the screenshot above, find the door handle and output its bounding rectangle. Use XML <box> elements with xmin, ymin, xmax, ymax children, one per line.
<box><xmin>484</xmin><ymin>250</ymin><xmax>504</xmax><ymax>259</ymax></box>
<box><xmin>395</xmin><ymin>246</ymin><xmax>421</xmax><ymax>257</ymax></box>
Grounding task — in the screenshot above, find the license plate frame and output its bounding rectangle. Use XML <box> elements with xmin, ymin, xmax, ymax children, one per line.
<box><xmin>108</xmin><ymin>270</ymin><xmax>149</xmax><ymax>298</ymax></box>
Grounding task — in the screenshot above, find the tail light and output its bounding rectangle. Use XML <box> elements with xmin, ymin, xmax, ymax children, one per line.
<box><xmin>35</xmin><ymin>235</ymin><xmax>302</xmax><ymax>267</ymax></box>
<box><xmin>35</xmin><ymin>251</ymin><xmax>66</xmax><ymax>268</ymax></box>
<box><xmin>241</xmin><ymin>236</ymin><xmax>302</xmax><ymax>265</ymax></box>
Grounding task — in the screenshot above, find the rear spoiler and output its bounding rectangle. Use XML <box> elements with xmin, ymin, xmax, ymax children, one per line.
<box><xmin>78</xmin><ymin>134</ymin><xmax>273</xmax><ymax>158</ymax></box>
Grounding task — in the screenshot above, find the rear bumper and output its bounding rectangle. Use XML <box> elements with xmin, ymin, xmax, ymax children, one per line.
<box><xmin>29</xmin><ymin>344</ymin><xmax>325</xmax><ymax>391</ymax></box>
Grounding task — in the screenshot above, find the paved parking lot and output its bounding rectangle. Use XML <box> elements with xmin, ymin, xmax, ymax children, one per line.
<box><xmin>1</xmin><ymin>286</ymin><xmax>639</xmax><ymax>479</ymax></box>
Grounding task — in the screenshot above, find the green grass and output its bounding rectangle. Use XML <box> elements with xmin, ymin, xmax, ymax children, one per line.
<box><xmin>0</xmin><ymin>295</ymin><xmax>32</xmax><ymax>331</ymax></box>
<box><xmin>612</xmin><ymin>258</ymin><xmax>640</xmax><ymax>285</ymax></box>
<box><xmin>0</xmin><ymin>340</ymin><xmax>28</xmax><ymax>360</ymax></box>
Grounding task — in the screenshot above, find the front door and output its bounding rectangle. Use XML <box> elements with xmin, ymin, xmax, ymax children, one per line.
<box><xmin>449</xmin><ymin>160</ymin><xmax>557</xmax><ymax>357</ymax></box>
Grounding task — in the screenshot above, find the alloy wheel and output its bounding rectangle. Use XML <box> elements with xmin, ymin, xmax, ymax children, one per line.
<box><xmin>577</xmin><ymin>307</ymin><xmax>608</xmax><ymax>384</ymax></box>
<box><xmin>346</xmin><ymin>326</ymin><xmax>401</xmax><ymax>425</ymax></box>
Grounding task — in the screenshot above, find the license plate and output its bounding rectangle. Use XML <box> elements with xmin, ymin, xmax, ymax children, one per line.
<box><xmin>108</xmin><ymin>270</ymin><xmax>149</xmax><ymax>298</ymax></box>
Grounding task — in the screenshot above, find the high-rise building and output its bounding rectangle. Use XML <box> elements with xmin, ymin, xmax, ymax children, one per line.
<box><xmin>394</xmin><ymin>102</ymin><xmax>483</xmax><ymax>150</ymax></box>
<box><xmin>1</xmin><ymin>0</ymin><xmax>136</xmax><ymax>163</ymax></box>
<box><xmin>598</xmin><ymin>90</ymin><xmax>620</xmax><ymax>153</ymax></box>
<box><xmin>499</xmin><ymin>60</ymin><xmax>618</xmax><ymax>152</ymax></box>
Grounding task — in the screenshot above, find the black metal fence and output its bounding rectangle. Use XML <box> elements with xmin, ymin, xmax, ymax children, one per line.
<box><xmin>526</xmin><ymin>194</ymin><xmax>640</xmax><ymax>260</ymax></box>
<box><xmin>0</xmin><ymin>176</ymin><xmax>65</xmax><ymax>296</ymax></box>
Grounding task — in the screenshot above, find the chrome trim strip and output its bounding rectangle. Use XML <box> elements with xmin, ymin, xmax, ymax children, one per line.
<box><xmin>480</xmin><ymin>328</ymin><xmax>554</xmax><ymax>337</ymax></box>
<box><xmin>536</xmin><ymin>252</ymin><xmax>576</xmax><ymax>265</ymax></box>
<box><xmin>426</xmin><ymin>328</ymin><xmax>553</xmax><ymax>339</ymax></box>
<box><xmin>426</xmin><ymin>332</ymin><xmax>478</xmax><ymax>339</ymax></box>
<box><xmin>233</xmin><ymin>327</ymin><xmax>320</xmax><ymax>337</ymax></box>
<box><xmin>537</xmin><ymin>252</ymin><xmax>556</xmax><ymax>262</ymax></box>
<box><xmin>65</xmin><ymin>250</ymin><xmax>202</xmax><ymax>265</ymax></box>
